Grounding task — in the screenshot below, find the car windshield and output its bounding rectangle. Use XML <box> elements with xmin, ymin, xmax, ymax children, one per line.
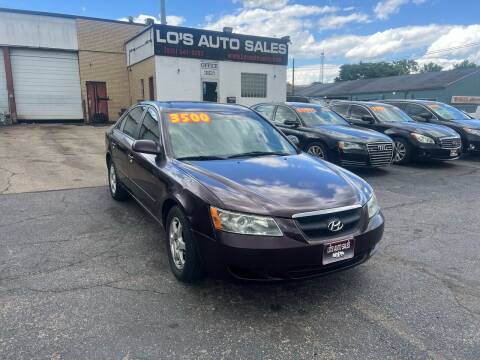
<box><xmin>369</xmin><ymin>105</ymin><xmax>413</xmax><ymax>123</ymax></box>
<box><xmin>427</xmin><ymin>102</ymin><xmax>471</xmax><ymax>120</ymax></box>
<box><xmin>292</xmin><ymin>105</ymin><xmax>349</xmax><ymax>126</ymax></box>
<box><xmin>165</xmin><ymin>111</ymin><xmax>297</xmax><ymax>160</ymax></box>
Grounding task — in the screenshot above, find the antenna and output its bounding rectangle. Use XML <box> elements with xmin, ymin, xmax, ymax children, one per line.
<box><xmin>320</xmin><ymin>50</ymin><xmax>325</xmax><ymax>83</ymax></box>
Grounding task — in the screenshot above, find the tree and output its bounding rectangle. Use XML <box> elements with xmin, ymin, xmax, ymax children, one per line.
<box><xmin>335</xmin><ymin>61</ymin><xmax>404</xmax><ymax>81</ymax></box>
<box><xmin>393</xmin><ymin>60</ymin><xmax>419</xmax><ymax>75</ymax></box>
<box><xmin>454</xmin><ymin>60</ymin><xmax>477</xmax><ymax>69</ymax></box>
<box><xmin>419</xmin><ymin>62</ymin><xmax>443</xmax><ymax>73</ymax></box>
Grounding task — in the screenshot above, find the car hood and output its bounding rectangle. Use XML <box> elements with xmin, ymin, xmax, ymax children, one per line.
<box><xmin>387</xmin><ymin>122</ymin><xmax>459</xmax><ymax>138</ymax></box>
<box><xmin>450</xmin><ymin>119</ymin><xmax>480</xmax><ymax>129</ymax></box>
<box><xmin>310</xmin><ymin>124</ymin><xmax>392</xmax><ymax>143</ymax></box>
<box><xmin>177</xmin><ymin>154</ymin><xmax>370</xmax><ymax>218</ymax></box>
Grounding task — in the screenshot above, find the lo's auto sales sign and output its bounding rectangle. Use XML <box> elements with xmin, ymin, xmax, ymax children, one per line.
<box><xmin>153</xmin><ymin>25</ymin><xmax>289</xmax><ymax>65</ymax></box>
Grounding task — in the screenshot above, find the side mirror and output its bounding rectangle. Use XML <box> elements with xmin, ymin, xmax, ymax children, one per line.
<box><xmin>287</xmin><ymin>135</ymin><xmax>300</xmax><ymax>147</ymax></box>
<box><xmin>361</xmin><ymin>115</ymin><xmax>375</xmax><ymax>123</ymax></box>
<box><xmin>132</xmin><ymin>139</ymin><xmax>162</xmax><ymax>155</ymax></box>
<box><xmin>420</xmin><ymin>113</ymin><xmax>433</xmax><ymax>121</ymax></box>
<box><xmin>284</xmin><ymin>119</ymin><xmax>300</xmax><ymax>127</ymax></box>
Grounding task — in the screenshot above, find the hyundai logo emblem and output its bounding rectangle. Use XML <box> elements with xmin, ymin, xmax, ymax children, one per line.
<box><xmin>327</xmin><ymin>219</ymin><xmax>344</xmax><ymax>232</ymax></box>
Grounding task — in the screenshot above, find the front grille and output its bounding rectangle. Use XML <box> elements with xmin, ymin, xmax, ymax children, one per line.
<box><xmin>367</xmin><ymin>142</ymin><xmax>394</xmax><ymax>167</ymax></box>
<box><xmin>294</xmin><ymin>206</ymin><xmax>363</xmax><ymax>239</ymax></box>
<box><xmin>440</xmin><ymin>137</ymin><xmax>461</xmax><ymax>149</ymax></box>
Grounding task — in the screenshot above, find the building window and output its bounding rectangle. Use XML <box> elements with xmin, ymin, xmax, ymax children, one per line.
<box><xmin>140</xmin><ymin>79</ymin><xmax>145</xmax><ymax>100</ymax></box>
<box><xmin>241</xmin><ymin>73</ymin><xmax>267</xmax><ymax>98</ymax></box>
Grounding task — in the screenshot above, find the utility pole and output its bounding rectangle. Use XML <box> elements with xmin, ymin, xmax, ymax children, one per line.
<box><xmin>320</xmin><ymin>50</ymin><xmax>325</xmax><ymax>83</ymax></box>
<box><xmin>160</xmin><ymin>0</ymin><xmax>167</xmax><ymax>24</ymax></box>
<box><xmin>292</xmin><ymin>58</ymin><xmax>295</xmax><ymax>95</ymax></box>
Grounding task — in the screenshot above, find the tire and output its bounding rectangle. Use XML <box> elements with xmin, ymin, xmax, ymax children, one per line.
<box><xmin>306</xmin><ymin>142</ymin><xmax>329</xmax><ymax>160</ymax></box>
<box><xmin>108</xmin><ymin>160</ymin><xmax>129</xmax><ymax>201</ymax></box>
<box><xmin>166</xmin><ymin>206</ymin><xmax>203</xmax><ymax>283</ymax></box>
<box><xmin>393</xmin><ymin>138</ymin><xmax>413</xmax><ymax>165</ymax></box>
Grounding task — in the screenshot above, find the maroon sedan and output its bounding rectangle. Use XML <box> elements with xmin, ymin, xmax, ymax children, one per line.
<box><xmin>105</xmin><ymin>101</ymin><xmax>384</xmax><ymax>282</ymax></box>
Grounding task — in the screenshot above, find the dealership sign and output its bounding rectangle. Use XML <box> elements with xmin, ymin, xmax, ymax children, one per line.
<box><xmin>451</xmin><ymin>96</ymin><xmax>480</xmax><ymax>105</ymax></box>
<box><xmin>154</xmin><ymin>25</ymin><xmax>289</xmax><ymax>65</ymax></box>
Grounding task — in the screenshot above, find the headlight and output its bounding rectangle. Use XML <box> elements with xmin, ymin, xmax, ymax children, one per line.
<box><xmin>411</xmin><ymin>133</ymin><xmax>435</xmax><ymax>144</ymax></box>
<box><xmin>367</xmin><ymin>193</ymin><xmax>380</xmax><ymax>218</ymax></box>
<box><xmin>210</xmin><ymin>207</ymin><xmax>282</xmax><ymax>236</ymax></box>
<box><xmin>464</xmin><ymin>128</ymin><xmax>480</xmax><ymax>136</ymax></box>
<box><xmin>338</xmin><ymin>141</ymin><xmax>365</xmax><ymax>151</ymax></box>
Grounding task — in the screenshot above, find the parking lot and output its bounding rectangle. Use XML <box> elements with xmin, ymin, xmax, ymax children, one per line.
<box><xmin>1</xmin><ymin>125</ymin><xmax>480</xmax><ymax>359</ymax></box>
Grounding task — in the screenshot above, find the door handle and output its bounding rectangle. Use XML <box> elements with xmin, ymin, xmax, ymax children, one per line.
<box><xmin>112</xmin><ymin>142</ymin><xmax>117</xmax><ymax>148</ymax></box>
<box><xmin>128</xmin><ymin>153</ymin><xmax>135</xmax><ymax>163</ymax></box>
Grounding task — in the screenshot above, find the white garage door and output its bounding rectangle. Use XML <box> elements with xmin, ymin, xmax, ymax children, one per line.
<box><xmin>11</xmin><ymin>49</ymin><xmax>83</xmax><ymax>120</ymax></box>
<box><xmin>0</xmin><ymin>49</ymin><xmax>8</xmax><ymax>115</ymax></box>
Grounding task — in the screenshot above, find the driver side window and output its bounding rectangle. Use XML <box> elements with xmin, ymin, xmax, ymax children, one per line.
<box><xmin>138</xmin><ymin>107</ymin><xmax>160</xmax><ymax>142</ymax></box>
<box><xmin>405</xmin><ymin>104</ymin><xmax>432</xmax><ymax>122</ymax></box>
<box><xmin>350</xmin><ymin>105</ymin><xmax>371</xmax><ymax>121</ymax></box>
<box><xmin>274</xmin><ymin>106</ymin><xmax>298</xmax><ymax>124</ymax></box>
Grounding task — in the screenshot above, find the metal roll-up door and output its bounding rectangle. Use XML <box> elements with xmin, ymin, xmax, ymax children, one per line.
<box><xmin>0</xmin><ymin>49</ymin><xmax>8</xmax><ymax>116</ymax></box>
<box><xmin>11</xmin><ymin>49</ymin><xmax>83</xmax><ymax>120</ymax></box>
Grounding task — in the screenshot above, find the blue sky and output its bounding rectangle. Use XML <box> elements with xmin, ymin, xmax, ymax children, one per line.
<box><xmin>3</xmin><ymin>0</ymin><xmax>480</xmax><ymax>84</ymax></box>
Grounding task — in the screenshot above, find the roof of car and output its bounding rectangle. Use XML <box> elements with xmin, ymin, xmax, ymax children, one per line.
<box><xmin>141</xmin><ymin>101</ymin><xmax>251</xmax><ymax>113</ymax></box>
<box><xmin>380</xmin><ymin>99</ymin><xmax>442</xmax><ymax>105</ymax></box>
<box><xmin>330</xmin><ymin>100</ymin><xmax>395</xmax><ymax>107</ymax></box>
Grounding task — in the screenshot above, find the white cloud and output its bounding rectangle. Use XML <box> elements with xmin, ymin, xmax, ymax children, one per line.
<box><xmin>287</xmin><ymin>64</ymin><xmax>341</xmax><ymax>85</ymax></box>
<box><xmin>234</xmin><ymin>0</ymin><xmax>289</xmax><ymax>9</ymax></box>
<box><xmin>318</xmin><ymin>13</ymin><xmax>370</xmax><ymax>30</ymax></box>
<box><xmin>166</xmin><ymin>15</ymin><xmax>186</xmax><ymax>26</ymax></box>
<box><xmin>118</xmin><ymin>14</ymin><xmax>185</xmax><ymax>26</ymax></box>
<box><xmin>374</xmin><ymin>0</ymin><xmax>425</xmax><ymax>20</ymax></box>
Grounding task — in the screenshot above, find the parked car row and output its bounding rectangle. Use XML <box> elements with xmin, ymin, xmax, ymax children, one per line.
<box><xmin>252</xmin><ymin>99</ymin><xmax>480</xmax><ymax>167</ymax></box>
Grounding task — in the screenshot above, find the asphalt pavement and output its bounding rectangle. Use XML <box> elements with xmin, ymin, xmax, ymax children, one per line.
<box><xmin>1</xmin><ymin>157</ymin><xmax>480</xmax><ymax>359</ymax></box>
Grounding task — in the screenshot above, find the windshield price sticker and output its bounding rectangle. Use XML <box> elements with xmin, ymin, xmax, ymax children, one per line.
<box><xmin>428</xmin><ymin>104</ymin><xmax>440</xmax><ymax>109</ymax></box>
<box><xmin>370</xmin><ymin>106</ymin><xmax>385</xmax><ymax>111</ymax></box>
<box><xmin>296</xmin><ymin>108</ymin><xmax>316</xmax><ymax>113</ymax></box>
<box><xmin>169</xmin><ymin>113</ymin><xmax>211</xmax><ymax>123</ymax></box>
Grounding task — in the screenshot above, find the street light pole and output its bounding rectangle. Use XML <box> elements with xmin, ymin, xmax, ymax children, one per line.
<box><xmin>160</xmin><ymin>0</ymin><xmax>167</xmax><ymax>24</ymax></box>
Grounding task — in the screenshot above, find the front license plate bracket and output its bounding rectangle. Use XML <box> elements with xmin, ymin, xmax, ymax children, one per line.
<box><xmin>322</xmin><ymin>239</ymin><xmax>355</xmax><ymax>265</ymax></box>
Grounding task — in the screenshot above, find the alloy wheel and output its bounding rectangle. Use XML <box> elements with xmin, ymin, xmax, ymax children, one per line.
<box><xmin>169</xmin><ymin>217</ymin><xmax>186</xmax><ymax>270</ymax></box>
<box><xmin>307</xmin><ymin>145</ymin><xmax>325</xmax><ymax>159</ymax></box>
<box><xmin>394</xmin><ymin>141</ymin><xmax>407</xmax><ymax>163</ymax></box>
<box><xmin>109</xmin><ymin>164</ymin><xmax>117</xmax><ymax>194</ymax></box>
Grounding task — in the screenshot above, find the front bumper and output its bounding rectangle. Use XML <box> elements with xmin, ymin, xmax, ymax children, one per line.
<box><xmin>463</xmin><ymin>136</ymin><xmax>480</xmax><ymax>153</ymax></box>
<box><xmin>414</xmin><ymin>144</ymin><xmax>461</xmax><ymax>160</ymax></box>
<box><xmin>194</xmin><ymin>212</ymin><xmax>384</xmax><ymax>281</ymax></box>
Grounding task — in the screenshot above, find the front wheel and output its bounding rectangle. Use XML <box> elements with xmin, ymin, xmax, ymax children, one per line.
<box><xmin>166</xmin><ymin>206</ymin><xmax>203</xmax><ymax>283</ymax></box>
<box><xmin>393</xmin><ymin>138</ymin><xmax>412</xmax><ymax>164</ymax></box>
<box><xmin>306</xmin><ymin>142</ymin><xmax>328</xmax><ymax>160</ymax></box>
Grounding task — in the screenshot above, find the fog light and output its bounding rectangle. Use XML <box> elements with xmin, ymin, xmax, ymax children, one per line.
<box><xmin>469</xmin><ymin>144</ymin><xmax>476</xmax><ymax>150</ymax></box>
<box><xmin>370</xmin><ymin>242</ymin><xmax>380</xmax><ymax>256</ymax></box>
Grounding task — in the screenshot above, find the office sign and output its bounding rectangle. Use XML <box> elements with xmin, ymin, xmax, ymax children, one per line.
<box><xmin>153</xmin><ymin>25</ymin><xmax>288</xmax><ymax>65</ymax></box>
<box><xmin>200</xmin><ymin>62</ymin><xmax>219</xmax><ymax>79</ymax></box>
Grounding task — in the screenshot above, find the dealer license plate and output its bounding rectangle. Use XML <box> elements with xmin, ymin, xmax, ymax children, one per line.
<box><xmin>322</xmin><ymin>239</ymin><xmax>354</xmax><ymax>265</ymax></box>
<box><xmin>450</xmin><ymin>149</ymin><xmax>459</xmax><ymax>157</ymax></box>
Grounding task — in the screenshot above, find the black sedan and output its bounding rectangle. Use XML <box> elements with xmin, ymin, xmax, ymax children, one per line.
<box><xmin>380</xmin><ymin>99</ymin><xmax>480</xmax><ymax>154</ymax></box>
<box><xmin>330</xmin><ymin>101</ymin><xmax>462</xmax><ymax>164</ymax></box>
<box><xmin>106</xmin><ymin>101</ymin><xmax>384</xmax><ymax>282</ymax></box>
<box><xmin>251</xmin><ymin>102</ymin><xmax>395</xmax><ymax>168</ymax></box>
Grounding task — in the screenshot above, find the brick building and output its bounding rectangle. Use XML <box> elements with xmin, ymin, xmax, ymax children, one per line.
<box><xmin>0</xmin><ymin>7</ymin><xmax>289</xmax><ymax>124</ymax></box>
<box><xmin>0</xmin><ymin>8</ymin><xmax>145</xmax><ymax>123</ymax></box>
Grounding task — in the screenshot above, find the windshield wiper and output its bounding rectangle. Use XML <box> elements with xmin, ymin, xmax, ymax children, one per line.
<box><xmin>176</xmin><ymin>155</ymin><xmax>226</xmax><ymax>161</ymax></box>
<box><xmin>227</xmin><ymin>151</ymin><xmax>291</xmax><ymax>159</ymax></box>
